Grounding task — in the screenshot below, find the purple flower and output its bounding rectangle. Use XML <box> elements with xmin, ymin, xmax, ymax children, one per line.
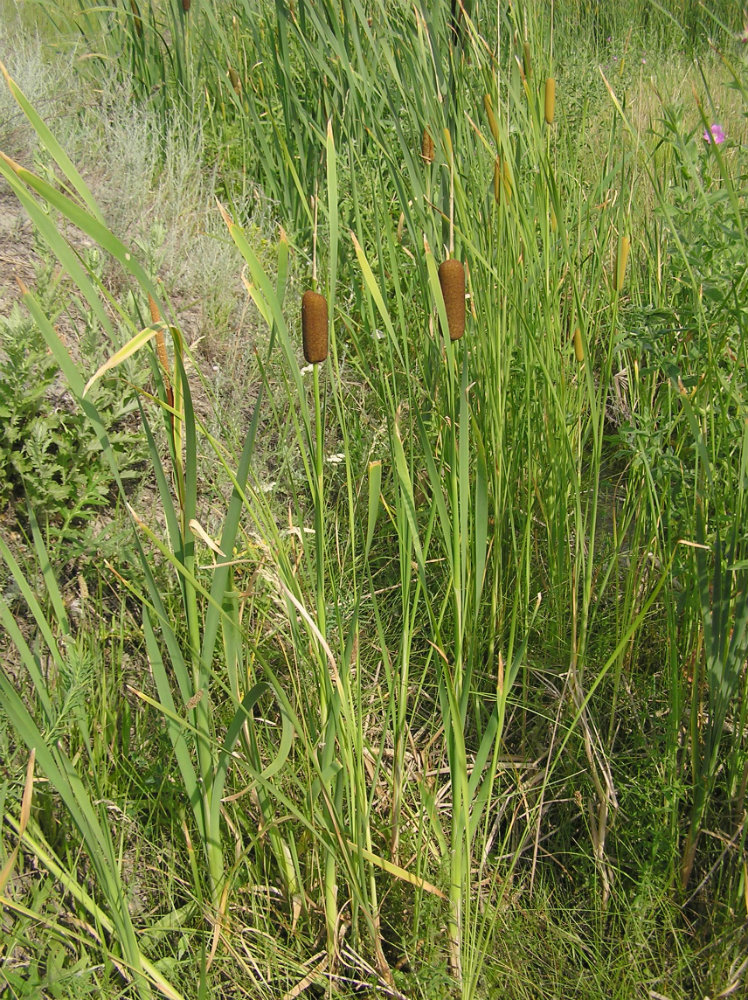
<box><xmin>703</xmin><ymin>123</ymin><xmax>725</xmax><ymax>145</ymax></box>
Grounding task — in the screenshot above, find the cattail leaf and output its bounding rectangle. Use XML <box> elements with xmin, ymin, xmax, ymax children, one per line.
<box><xmin>0</xmin><ymin>158</ymin><xmax>120</xmax><ymax>345</ymax></box>
<box><xmin>326</xmin><ymin>118</ymin><xmax>339</xmax><ymax>310</ymax></box>
<box><xmin>474</xmin><ymin>428</ymin><xmax>489</xmax><ymax>610</ymax></box>
<box><xmin>0</xmin><ymin>152</ymin><xmax>158</xmax><ymax>300</ymax></box>
<box><xmin>424</xmin><ymin>244</ymin><xmax>453</xmax><ymax>356</ymax></box>
<box><xmin>141</xmin><ymin>606</ymin><xmax>203</xmax><ymax>828</ymax></box>
<box><xmin>83</xmin><ymin>323</ymin><xmax>169</xmax><ymax>396</ymax></box>
<box><xmin>346</xmin><ymin>841</ymin><xmax>446</xmax><ymax>899</ymax></box>
<box><xmin>0</xmin><ymin>540</ymin><xmax>57</xmax><ymax>723</ymax></box>
<box><xmin>221</xmin><ymin>203</ymin><xmax>311</xmax><ymax>432</ymax></box>
<box><xmin>416</xmin><ymin>413</ymin><xmax>453</xmax><ymax>578</ymax></box>
<box><xmin>0</xmin><ymin>61</ymin><xmax>104</xmax><ymax>224</ymax></box>
<box><xmin>350</xmin><ymin>231</ymin><xmax>406</xmax><ymax>369</ymax></box>
<box><xmin>391</xmin><ymin>418</ymin><xmax>426</xmax><ymax>582</ymax></box>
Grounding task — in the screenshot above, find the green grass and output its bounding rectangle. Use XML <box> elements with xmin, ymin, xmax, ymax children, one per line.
<box><xmin>1</xmin><ymin>1</ymin><xmax>748</xmax><ymax>997</ymax></box>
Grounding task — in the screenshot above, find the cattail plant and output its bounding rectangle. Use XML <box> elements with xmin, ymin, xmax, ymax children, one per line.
<box><xmin>439</xmin><ymin>259</ymin><xmax>465</xmax><ymax>341</ymax></box>
<box><xmin>614</xmin><ymin>234</ymin><xmax>630</xmax><ymax>291</ymax></box>
<box><xmin>545</xmin><ymin>78</ymin><xmax>556</xmax><ymax>125</ymax></box>
<box><xmin>302</xmin><ymin>290</ymin><xmax>329</xmax><ymax>363</ymax></box>
<box><xmin>182</xmin><ymin>0</ymin><xmax>190</xmax><ymax>9</ymax></box>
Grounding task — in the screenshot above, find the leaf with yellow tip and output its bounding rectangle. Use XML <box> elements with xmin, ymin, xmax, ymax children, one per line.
<box><xmin>83</xmin><ymin>323</ymin><xmax>174</xmax><ymax>396</ymax></box>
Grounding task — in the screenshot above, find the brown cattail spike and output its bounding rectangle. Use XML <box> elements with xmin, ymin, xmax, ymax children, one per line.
<box><xmin>615</xmin><ymin>235</ymin><xmax>630</xmax><ymax>292</ymax></box>
<box><xmin>148</xmin><ymin>294</ymin><xmax>174</xmax><ymax>407</ymax></box>
<box><xmin>182</xmin><ymin>0</ymin><xmax>190</xmax><ymax>9</ymax></box>
<box><xmin>545</xmin><ymin>78</ymin><xmax>556</xmax><ymax>125</ymax></box>
<box><xmin>438</xmin><ymin>260</ymin><xmax>465</xmax><ymax>341</ymax></box>
<box><xmin>421</xmin><ymin>128</ymin><xmax>434</xmax><ymax>164</ymax></box>
<box><xmin>302</xmin><ymin>290</ymin><xmax>329</xmax><ymax>363</ymax></box>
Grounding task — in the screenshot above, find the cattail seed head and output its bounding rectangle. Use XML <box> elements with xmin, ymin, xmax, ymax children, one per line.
<box><xmin>148</xmin><ymin>294</ymin><xmax>172</xmax><ymax>397</ymax></box>
<box><xmin>130</xmin><ymin>0</ymin><xmax>143</xmax><ymax>37</ymax></box>
<box><xmin>484</xmin><ymin>94</ymin><xmax>500</xmax><ymax>144</ymax></box>
<box><xmin>302</xmin><ymin>290</ymin><xmax>329</xmax><ymax>363</ymax></box>
<box><xmin>228</xmin><ymin>66</ymin><xmax>242</xmax><ymax>95</ymax></box>
<box><xmin>182</xmin><ymin>0</ymin><xmax>190</xmax><ymax>9</ymax></box>
<box><xmin>544</xmin><ymin>78</ymin><xmax>556</xmax><ymax>125</ymax></box>
<box><xmin>438</xmin><ymin>259</ymin><xmax>465</xmax><ymax>341</ymax></box>
<box><xmin>523</xmin><ymin>41</ymin><xmax>532</xmax><ymax>80</ymax></box>
<box><xmin>573</xmin><ymin>327</ymin><xmax>584</xmax><ymax>363</ymax></box>
<box><xmin>148</xmin><ymin>293</ymin><xmax>161</xmax><ymax>325</ymax></box>
<box><xmin>615</xmin><ymin>234</ymin><xmax>630</xmax><ymax>291</ymax></box>
<box><xmin>421</xmin><ymin>128</ymin><xmax>434</xmax><ymax>163</ymax></box>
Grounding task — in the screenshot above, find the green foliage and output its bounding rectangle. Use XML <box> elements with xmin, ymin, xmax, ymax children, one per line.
<box><xmin>0</xmin><ymin>300</ymin><xmax>143</xmax><ymax>542</ymax></box>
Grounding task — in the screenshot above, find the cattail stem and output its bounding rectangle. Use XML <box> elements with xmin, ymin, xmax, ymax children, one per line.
<box><xmin>443</xmin><ymin>127</ymin><xmax>455</xmax><ymax>254</ymax></box>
